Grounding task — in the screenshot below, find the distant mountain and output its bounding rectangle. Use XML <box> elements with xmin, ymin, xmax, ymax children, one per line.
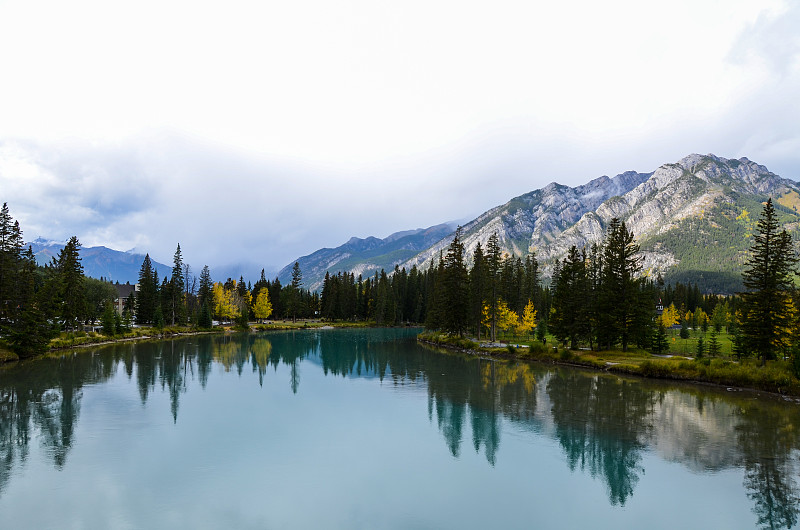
<box><xmin>282</xmin><ymin>154</ymin><xmax>800</xmax><ymax>293</ymax></box>
<box><xmin>277</xmin><ymin>223</ymin><xmax>456</xmax><ymax>290</ymax></box>
<box><xmin>27</xmin><ymin>238</ymin><xmax>171</xmax><ymax>284</ymax></box>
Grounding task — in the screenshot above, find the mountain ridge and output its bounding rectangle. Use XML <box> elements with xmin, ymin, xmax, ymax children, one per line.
<box><xmin>281</xmin><ymin>153</ymin><xmax>800</xmax><ymax>293</ymax></box>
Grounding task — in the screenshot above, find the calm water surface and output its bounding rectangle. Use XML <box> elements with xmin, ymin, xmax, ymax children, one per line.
<box><xmin>1</xmin><ymin>328</ymin><xmax>799</xmax><ymax>529</ymax></box>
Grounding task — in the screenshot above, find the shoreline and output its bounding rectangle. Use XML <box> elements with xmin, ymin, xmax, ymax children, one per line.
<box><xmin>416</xmin><ymin>336</ymin><xmax>800</xmax><ymax>400</ymax></box>
<box><xmin>0</xmin><ymin>320</ymin><xmax>380</xmax><ymax>365</ymax></box>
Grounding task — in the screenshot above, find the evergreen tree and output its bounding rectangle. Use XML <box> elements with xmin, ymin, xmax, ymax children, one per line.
<box><xmin>696</xmin><ymin>336</ymin><xmax>706</xmax><ymax>359</ymax></box>
<box><xmin>198</xmin><ymin>301</ymin><xmax>213</xmax><ymax>329</ymax></box>
<box><xmin>651</xmin><ymin>321</ymin><xmax>669</xmax><ymax>355</ymax></box>
<box><xmin>440</xmin><ymin>227</ymin><xmax>469</xmax><ymax>336</ymax></box>
<box><xmin>57</xmin><ymin>236</ymin><xmax>86</xmax><ymax>330</ymax></box>
<box><xmin>550</xmin><ymin>246</ymin><xmax>589</xmax><ymax>348</ymax></box>
<box><xmin>536</xmin><ymin>318</ymin><xmax>548</xmax><ymax>344</ymax></box>
<box><xmin>739</xmin><ymin>199</ymin><xmax>798</xmax><ymax>363</ymax></box>
<box><xmin>101</xmin><ymin>301</ymin><xmax>116</xmax><ymax>336</ymax></box>
<box><xmin>0</xmin><ymin>203</ymin><xmax>23</xmax><ymax>330</ymax></box>
<box><xmin>169</xmin><ymin>243</ymin><xmax>186</xmax><ymax>325</ymax></box>
<box><xmin>6</xmin><ymin>246</ymin><xmax>56</xmax><ymax>356</ymax></box>
<box><xmin>486</xmin><ymin>232</ymin><xmax>502</xmax><ymax>341</ymax></box>
<box><xmin>136</xmin><ymin>254</ymin><xmax>157</xmax><ymax>324</ymax></box>
<box><xmin>708</xmin><ymin>329</ymin><xmax>721</xmax><ymax>357</ymax></box>
<box><xmin>598</xmin><ymin>219</ymin><xmax>648</xmax><ymax>352</ymax></box>
<box><xmin>197</xmin><ymin>265</ymin><xmax>212</xmax><ymax>308</ymax></box>
<box><xmin>469</xmin><ymin>243</ymin><xmax>488</xmax><ymax>339</ymax></box>
<box><xmin>289</xmin><ymin>262</ymin><xmax>302</xmax><ymax>322</ymax></box>
<box><xmin>154</xmin><ymin>303</ymin><xmax>165</xmax><ymax>331</ymax></box>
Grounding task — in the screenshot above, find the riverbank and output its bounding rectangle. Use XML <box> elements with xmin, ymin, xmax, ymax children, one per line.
<box><xmin>417</xmin><ymin>331</ymin><xmax>800</xmax><ymax>397</ymax></box>
<box><xmin>0</xmin><ymin>319</ymin><xmax>376</xmax><ymax>364</ymax></box>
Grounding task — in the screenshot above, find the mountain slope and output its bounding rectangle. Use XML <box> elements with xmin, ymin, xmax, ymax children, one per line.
<box><xmin>28</xmin><ymin>238</ymin><xmax>171</xmax><ymax>284</ymax></box>
<box><xmin>277</xmin><ymin>223</ymin><xmax>456</xmax><ymax>290</ymax></box>
<box><xmin>282</xmin><ymin>154</ymin><xmax>800</xmax><ymax>293</ymax></box>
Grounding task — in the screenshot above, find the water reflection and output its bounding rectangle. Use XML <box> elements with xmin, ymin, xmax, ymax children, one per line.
<box><xmin>547</xmin><ymin>370</ymin><xmax>654</xmax><ymax>505</ymax></box>
<box><xmin>0</xmin><ymin>329</ymin><xmax>799</xmax><ymax>528</ymax></box>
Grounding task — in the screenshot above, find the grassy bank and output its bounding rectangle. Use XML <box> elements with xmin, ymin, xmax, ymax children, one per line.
<box><xmin>251</xmin><ymin>319</ymin><xmax>372</xmax><ymax>331</ymax></box>
<box><xmin>418</xmin><ymin>331</ymin><xmax>800</xmax><ymax>396</ymax></box>
<box><xmin>0</xmin><ymin>319</ymin><xmax>379</xmax><ymax>364</ymax></box>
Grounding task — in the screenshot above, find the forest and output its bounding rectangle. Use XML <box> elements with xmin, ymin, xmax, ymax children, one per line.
<box><xmin>1</xmin><ymin>198</ymin><xmax>797</xmax><ymax>365</ymax></box>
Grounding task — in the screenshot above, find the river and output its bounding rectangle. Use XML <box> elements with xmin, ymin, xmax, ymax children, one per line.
<box><xmin>0</xmin><ymin>328</ymin><xmax>797</xmax><ymax>529</ymax></box>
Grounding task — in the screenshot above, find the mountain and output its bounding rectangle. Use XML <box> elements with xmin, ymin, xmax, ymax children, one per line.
<box><xmin>27</xmin><ymin>238</ymin><xmax>172</xmax><ymax>284</ymax></box>
<box><xmin>282</xmin><ymin>154</ymin><xmax>800</xmax><ymax>293</ymax></box>
<box><xmin>277</xmin><ymin>223</ymin><xmax>456</xmax><ymax>290</ymax></box>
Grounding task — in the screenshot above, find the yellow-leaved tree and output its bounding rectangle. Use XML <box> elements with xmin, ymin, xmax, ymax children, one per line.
<box><xmin>659</xmin><ymin>303</ymin><xmax>680</xmax><ymax>328</ymax></box>
<box><xmin>253</xmin><ymin>289</ymin><xmax>273</xmax><ymax>322</ymax></box>
<box><xmin>516</xmin><ymin>300</ymin><xmax>537</xmax><ymax>338</ymax></box>
<box><xmin>213</xmin><ymin>282</ymin><xmax>240</xmax><ymax>323</ymax></box>
<box><xmin>496</xmin><ymin>300</ymin><xmax>519</xmax><ymax>340</ymax></box>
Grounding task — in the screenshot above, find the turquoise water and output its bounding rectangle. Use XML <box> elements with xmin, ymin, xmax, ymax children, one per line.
<box><xmin>1</xmin><ymin>328</ymin><xmax>798</xmax><ymax>529</ymax></box>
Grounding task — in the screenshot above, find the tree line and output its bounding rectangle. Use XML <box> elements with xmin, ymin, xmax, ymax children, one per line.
<box><xmin>133</xmin><ymin>252</ymin><xmax>319</xmax><ymax>329</ymax></box>
<box><xmin>419</xmin><ymin>200</ymin><xmax>799</xmax><ymax>366</ymax></box>
<box><xmin>1</xmin><ymin>197</ymin><xmax>797</xmax><ymax>364</ymax></box>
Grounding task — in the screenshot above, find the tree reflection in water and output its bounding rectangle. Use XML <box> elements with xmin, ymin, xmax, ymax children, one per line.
<box><xmin>0</xmin><ymin>329</ymin><xmax>799</xmax><ymax>528</ymax></box>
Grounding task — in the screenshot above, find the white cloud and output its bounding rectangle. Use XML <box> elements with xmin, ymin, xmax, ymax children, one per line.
<box><xmin>0</xmin><ymin>0</ymin><xmax>798</xmax><ymax>273</ymax></box>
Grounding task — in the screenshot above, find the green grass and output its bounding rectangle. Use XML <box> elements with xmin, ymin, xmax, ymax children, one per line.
<box><xmin>252</xmin><ymin>319</ymin><xmax>372</xmax><ymax>331</ymax></box>
<box><xmin>419</xmin><ymin>329</ymin><xmax>800</xmax><ymax>396</ymax></box>
<box><xmin>0</xmin><ymin>342</ymin><xmax>18</xmax><ymax>363</ymax></box>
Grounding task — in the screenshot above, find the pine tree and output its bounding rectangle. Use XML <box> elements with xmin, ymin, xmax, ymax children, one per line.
<box><xmin>550</xmin><ymin>246</ymin><xmax>588</xmax><ymax>349</ymax></box>
<box><xmin>198</xmin><ymin>265</ymin><xmax>213</xmax><ymax>311</ymax></box>
<box><xmin>198</xmin><ymin>301</ymin><xmax>213</xmax><ymax>329</ymax></box>
<box><xmin>289</xmin><ymin>262</ymin><xmax>302</xmax><ymax>322</ymax></box>
<box><xmin>101</xmin><ymin>301</ymin><xmax>116</xmax><ymax>336</ymax></box>
<box><xmin>169</xmin><ymin>244</ymin><xmax>186</xmax><ymax>325</ymax></box>
<box><xmin>6</xmin><ymin>246</ymin><xmax>56</xmax><ymax>356</ymax></box>
<box><xmin>440</xmin><ymin>227</ymin><xmax>469</xmax><ymax>336</ymax></box>
<box><xmin>0</xmin><ymin>203</ymin><xmax>23</xmax><ymax>330</ymax></box>
<box><xmin>57</xmin><ymin>236</ymin><xmax>86</xmax><ymax>331</ymax></box>
<box><xmin>486</xmin><ymin>232</ymin><xmax>502</xmax><ymax>342</ymax></box>
<box><xmin>651</xmin><ymin>322</ymin><xmax>669</xmax><ymax>355</ymax></box>
<box><xmin>598</xmin><ymin>219</ymin><xmax>648</xmax><ymax>352</ymax></box>
<box><xmin>469</xmin><ymin>243</ymin><xmax>488</xmax><ymax>339</ymax></box>
<box><xmin>740</xmin><ymin>198</ymin><xmax>797</xmax><ymax>363</ymax></box>
<box><xmin>696</xmin><ymin>336</ymin><xmax>706</xmax><ymax>359</ymax></box>
<box><xmin>136</xmin><ymin>255</ymin><xmax>157</xmax><ymax>325</ymax></box>
<box><xmin>708</xmin><ymin>329</ymin><xmax>721</xmax><ymax>357</ymax></box>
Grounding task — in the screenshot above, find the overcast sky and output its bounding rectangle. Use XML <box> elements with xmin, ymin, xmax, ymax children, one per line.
<box><xmin>0</xmin><ymin>0</ymin><xmax>798</xmax><ymax>276</ymax></box>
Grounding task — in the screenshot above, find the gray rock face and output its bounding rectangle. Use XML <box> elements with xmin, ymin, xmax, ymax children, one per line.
<box><xmin>284</xmin><ymin>153</ymin><xmax>800</xmax><ymax>290</ymax></box>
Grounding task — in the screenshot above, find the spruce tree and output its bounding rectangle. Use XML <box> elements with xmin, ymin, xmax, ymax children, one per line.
<box><xmin>696</xmin><ymin>336</ymin><xmax>705</xmax><ymax>359</ymax></box>
<box><xmin>469</xmin><ymin>242</ymin><xmax>488</xmax><ymax>339</ymax></box>
<box><xmin>289</xmin><ymin>262</ymin><xmax>302</xmax><ymax>322</ymax></box>
<box><xmin>198</xmin><ymin>265</ymin><xmax>213</xmax><ymax>311</ymax></box>
<box><xmin>486</xmin><ymin>232</ymin><xmax>502</xmax><ymax>342</ymax></box>
<box><xmin>740</xmin><ymin>198</ymin><xmax>797</xmax><ymax>363</ymax></box>
<box><xmin>101</xmin><ymin>302</ymin><xmax>116</xmax><ymax>336</ymax></box>
<box><xmin>136</xmin><ymin>254</ymin><xmax>156</xmax><ymax>324</ymax></box>
<box><xmin>651</xmin><ymin>322</ymin><xmax>669</xmax><ymax>355</ymax></box>
<box><xmin>550</xmin><ymin>246</ymin><xmax>589</xmax><ymax>349</ymax></box>
<box><xmin>598</xmin><ymin>219</ymin><xmax>648</xmax><ymax>352</ymax></box>
<box><xmin>57</xmin><ymin>236</ymin><xmax>86</xmax><ymax>331</ymax></box>
<box><xmin>440</xmin><ymin>227</ymin><xmax>469</xmax><ymax>336</ymax></box>
<box><xmin>198</xmin><ymin>301</ymin><xmax>213</xmax><ymax>329</ymax></box>
<box><xmin>708</xmin><ymin>329</ymin><xmax>721</xmax><ymax>357</ymax></box>
<box><xmin>0</xmin><ymin>203</ymin><xmax>23</xmax><ymax>330</ymax></box>
<box><xmin>169</xmin><ymin>243</ymin><xmax>186</xmax><ymax>325</ymax></box>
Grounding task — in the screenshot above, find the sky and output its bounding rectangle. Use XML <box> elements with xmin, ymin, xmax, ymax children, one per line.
<box><xmin>0</xmin><ymin>0</ymin><xmax>798</xmax><ymax>277</ymax></box>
